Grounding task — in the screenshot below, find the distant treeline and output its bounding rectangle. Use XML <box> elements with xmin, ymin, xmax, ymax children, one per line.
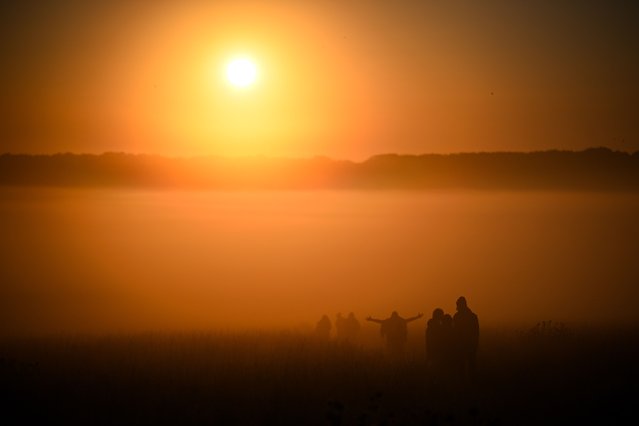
<box><xmin>1</xmin><ymin>147</ymin><xmax>639</xmax><ymax>190</ymax></box>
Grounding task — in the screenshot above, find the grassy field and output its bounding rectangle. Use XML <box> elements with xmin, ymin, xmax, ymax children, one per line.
<box><xmin>1</xmin><ymin>326</ymin><xmax>637</xmax><ymax>425</ymax></box>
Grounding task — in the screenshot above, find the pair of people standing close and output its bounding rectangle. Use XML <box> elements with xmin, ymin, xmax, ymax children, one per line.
<box><xmin>426</xmin><ymin>297</ymin><xmax>479</xmax><ymax>380</ymax></box>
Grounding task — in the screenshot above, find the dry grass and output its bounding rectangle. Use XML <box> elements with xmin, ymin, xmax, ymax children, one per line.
<box><xmin>1</xmin><ymin>327</ymin><xmax>637</xmax><ymax>425</ymax></box>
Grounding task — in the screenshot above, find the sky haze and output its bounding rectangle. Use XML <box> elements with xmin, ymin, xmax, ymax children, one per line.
<box><xmin>2</xmin><ymin>0</ymin><xmax>638</xmax><ymax>159</ymax></box>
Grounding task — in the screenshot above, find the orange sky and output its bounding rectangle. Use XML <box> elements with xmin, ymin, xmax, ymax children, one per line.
<box><xmin>2</xmin><ymin>0</ymin><xmax>638</xmax><ymax>159</ymax></box>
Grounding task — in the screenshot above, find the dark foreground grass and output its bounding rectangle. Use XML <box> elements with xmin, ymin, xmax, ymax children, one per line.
<box><xmin>1</xmin><ymin>327</ymin><xmax>638</xmax><ymax>425</ymax></box>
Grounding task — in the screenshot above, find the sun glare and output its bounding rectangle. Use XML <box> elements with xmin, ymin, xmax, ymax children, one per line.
<box><xmin>226</xmin><ymin>57</ymin><xmax>258</xmax><ymax>88</ymax></box>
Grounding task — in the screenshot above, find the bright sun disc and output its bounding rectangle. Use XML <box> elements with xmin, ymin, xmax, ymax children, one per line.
<box><xmin>226</xmin><ymin>58</ymin><xmax>257</xmax><ymax>88</ymax></box>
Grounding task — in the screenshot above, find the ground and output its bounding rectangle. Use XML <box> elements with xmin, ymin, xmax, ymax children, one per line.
<box><xmin>1</xmin><ymin>327</ymin><xmax>637</xmax><ymax>425</ymax></box>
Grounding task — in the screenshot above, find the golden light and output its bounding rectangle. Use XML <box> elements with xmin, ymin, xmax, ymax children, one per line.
<box><xmin>226</xmin><ymin>57</ymin><xmax>258</xmax><ymax>88</ymax></box>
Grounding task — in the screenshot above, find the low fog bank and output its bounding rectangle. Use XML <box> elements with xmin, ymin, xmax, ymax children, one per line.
<box><xmin>1</xmin><ymin>189</ymin><xmax>638</xmax><ymax>336</ymax></box>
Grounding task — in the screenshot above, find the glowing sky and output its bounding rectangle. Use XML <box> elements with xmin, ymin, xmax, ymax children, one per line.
<box><xmin>1</xmin><ymin>0</ymin><xmax>638</xmax><ymax>159</ymax></box>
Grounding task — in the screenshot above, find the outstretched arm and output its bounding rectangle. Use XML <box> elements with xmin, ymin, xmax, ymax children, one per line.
<box><xmin>366</xmin><ymin>316</ymin><xmax>382</xmax><ymax>324</ymax></box>
<box><xmin>406</xmin><ymin>313</ymin><xmax>424</xmax><ymax>323</ymax></box>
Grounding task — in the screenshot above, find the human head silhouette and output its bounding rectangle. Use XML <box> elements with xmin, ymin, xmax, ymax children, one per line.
<box><xmin>391</xmin><ymin>311</ymin><xmax>399</xmax><ymax>318</ymax></box>
<box><xmin>456</xmin><ymin>296</ymin><xmax>468</xmax><ymax>311</ymax></box>
<box><xmin>442</xmin><ymin>314</ymin><xmax>452</xmax><ymax>326</ymax></box>
<box><xmin>432</xmin><ymin>308</ymin><xmax>444</xmax><ymax>320</ymax></box>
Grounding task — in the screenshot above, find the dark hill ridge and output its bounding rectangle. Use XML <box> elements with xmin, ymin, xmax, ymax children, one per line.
<box><xmin>1</xmin><ymin>148</ymin><xmax>639</xmax><ymax>190</ymax></box>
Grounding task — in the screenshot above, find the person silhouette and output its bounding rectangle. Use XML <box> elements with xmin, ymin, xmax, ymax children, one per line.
<box><xmin>426</xmin><ymin>309</ymin><xmax>457</xmax><ymax>382</ymax></box>
<box><xmin>335</xmin><ymin>313</ymin><xmax>348</xmax><ymax>341</ymax></box>
<box><xmin>366</xmin><ymin>311</ymin><xmax>423</xmax><ymax>356</ymax></box>
<box><xmin>440</xmin><ymin>313</ymin><xmax>456</xmax><ymax>380</ymax></box>
<box><xmin>453</xmin><ymin>296</ymin><xmax>479</xmax><ymax>380</ymax></box>
<box><xmin>426</xmin><ymin>308</ymin><xmax>445</xmax><ymax>370</ymax></box>
<box><xmin>315</xmin><ymin>314</ymin><xmax>332</xmax><ymax>341</ymax></box>
<box><xmin>345</xmin><ymin>312</ymin><xmax>361</xmax><ymax>342</ymax></box>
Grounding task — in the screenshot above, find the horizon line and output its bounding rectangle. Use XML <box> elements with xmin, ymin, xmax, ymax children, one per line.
<box><xmin>2</xmin><ymin>146</ymin><xmax>637</xmax><ymax>163</ymax></box>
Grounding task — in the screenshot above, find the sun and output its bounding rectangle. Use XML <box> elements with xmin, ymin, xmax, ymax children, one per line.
<box><xmin>226</xmin><ymin>57</ymin><xmax>258</xmax><ymax>88</ymax></box>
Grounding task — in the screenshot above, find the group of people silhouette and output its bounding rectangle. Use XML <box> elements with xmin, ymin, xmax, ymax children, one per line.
<box><xmin>315</xmin><ymin>296</ymin><xmax>479</xmax><ymax>379</ymax></box>
<box><xmin>315</xmin><ymin>312</ymin><xmax>361</xmax><ymax>343</ymax></box>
